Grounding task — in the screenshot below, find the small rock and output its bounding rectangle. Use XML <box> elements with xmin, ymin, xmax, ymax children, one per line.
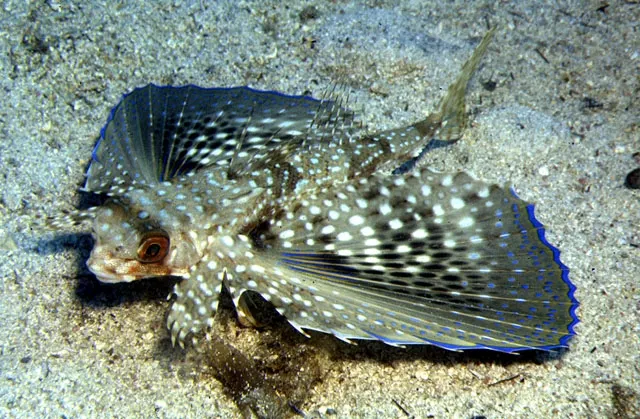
<box><xmin>414</xmin><ymin>369</ymin><xmax>430</xmax><ymax>381</ymax></box>
<box><xmin>0</xmin><ymin>229</ymin><xmax>18</xmax><ymax>251</ymax></box>
<box><xmin>317</xmin><ymin>406</ymin><xmax>337</xmax><ymax>415</ymax></box>
<box><xmin>299</xmin><ymin>6</ymin><xmax>320</xmax><ymax>22</ymax></box>
<box><xmin>624</xmin><ymin>168</ymin><xmax>640</xmax><ymax>189</ymax></box>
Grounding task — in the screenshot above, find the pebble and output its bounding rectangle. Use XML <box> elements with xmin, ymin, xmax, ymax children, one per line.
<box><xmin>624</xmin><ymin>168</ymin><xmax>640</xmax><ymax>189</ymax></box>
<box><xmin>414</xmin><ymin>369</ymin><xmax>430</xmax><ymax>381</ymax></box>
<box><xmin>0</xmin><ymin>229</ymin><xmax>18</xmax><ymax>251</ymax></box>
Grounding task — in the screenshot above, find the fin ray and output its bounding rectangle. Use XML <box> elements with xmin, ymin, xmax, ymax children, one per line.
<box><xmin>235</xmin><ymin>168</ymin><xmax>577</xmax><ymax>351</ymax></box>
<box><xmin>85</xmin><ymin>85</ymin><xmax>355</xmax><ymax>193</ymax></box>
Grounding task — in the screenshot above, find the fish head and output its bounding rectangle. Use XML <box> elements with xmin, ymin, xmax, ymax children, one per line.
<box><xmin>87</xmin><ymin>196</ymin><xmax>203</xmax><ymax>283</ymax></box>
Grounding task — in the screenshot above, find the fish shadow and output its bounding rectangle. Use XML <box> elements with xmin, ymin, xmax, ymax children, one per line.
<box><xmin>193</xmin><ymin>293</ymin><xmax>569</xmax><ymax>416</ymax></box>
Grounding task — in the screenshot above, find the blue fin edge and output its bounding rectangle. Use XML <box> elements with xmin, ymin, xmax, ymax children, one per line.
<box><xmin>349</xmin><ymin>190</ymin><xmax>580</xmax><ymax>353</ymax></box>
<box><xmin>281</xmin><ymin>189</ymin><xmax>580</xmax><ymax>353</ymax></box>
<box><xmin>510</xmin><ymin>187</ymin><xmax>580</xmax><ymax>349</ymax></box>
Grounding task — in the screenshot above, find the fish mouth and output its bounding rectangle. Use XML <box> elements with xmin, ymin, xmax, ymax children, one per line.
<box><xmin>94</xmin><ymin>272</ymin><xmax>138</xmax><ymax>283</ymax></box>
<box><xmin>87</xmin><ymin>257</ymin><xmax>146</xmax><ymax>283</ymax></box>
<box><xmin>87</xmin><ymin>253</ymin><xmax>188</xmax><ymax>283</ymax></box>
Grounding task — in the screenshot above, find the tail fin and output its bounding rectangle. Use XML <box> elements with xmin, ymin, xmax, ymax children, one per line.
<box><xmin>361</xmin><ymin>28</ymin><xmax>496</xmax><ymax>175</ymax></box>
<box><xmin>417</xmin><ymin>26</ymin><xmax>496</xmax><ymax>143</ymax></box>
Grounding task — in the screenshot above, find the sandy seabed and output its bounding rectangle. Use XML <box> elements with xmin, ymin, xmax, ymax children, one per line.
<box><xmin>0</xmin><ymin>1</ymin><xmax>638</xmax><ymax>418</ymax></box>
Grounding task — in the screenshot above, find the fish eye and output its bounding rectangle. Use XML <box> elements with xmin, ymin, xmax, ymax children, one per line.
<box><xmin>136</xmin><ymin>230</ymin><xmax>170</xmax><ymax>263</ymax></box>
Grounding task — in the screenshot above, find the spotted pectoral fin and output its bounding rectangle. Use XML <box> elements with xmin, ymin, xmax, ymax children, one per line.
<box><xmin>167</xmin><ymin>260</ymin><xmax>227</xmax><ymax>346</ymax></box>
<box><xmin>86</xmin><ymin>84</ymin><xmax>354</xmax><ymax>193</ymax></box>
<box><xmin>241</xmin><ymin>168</ymin><xmax>577</xmax><ymax>351</ymax></box>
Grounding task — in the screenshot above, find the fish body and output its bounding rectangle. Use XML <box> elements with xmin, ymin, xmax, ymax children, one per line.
<box><xmin>48</xmin><ymin>29</ymin><xmax>579</xmax><ymax>352</ymax></box>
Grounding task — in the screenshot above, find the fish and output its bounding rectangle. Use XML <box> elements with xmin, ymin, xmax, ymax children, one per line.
<box><xmin>44</xmin><ymin>28</ymin><xmax>579</xmax><ymax>353</ymax></box>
